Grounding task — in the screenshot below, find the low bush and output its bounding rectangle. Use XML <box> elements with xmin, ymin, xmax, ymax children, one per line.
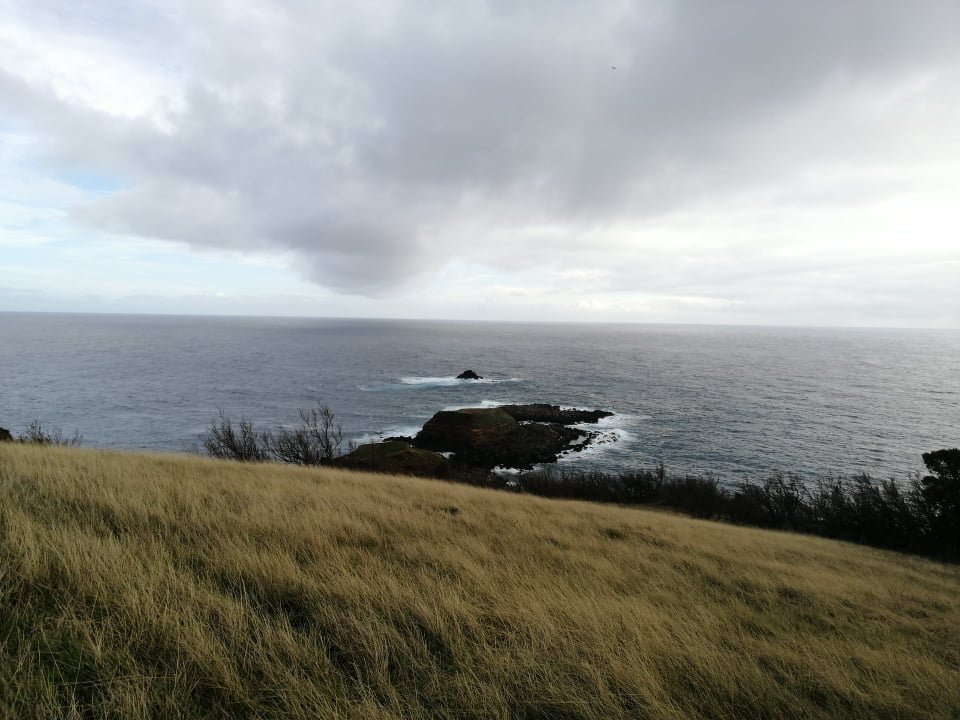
<box><xmin>199</xmin><ymin>405</ymin><xmax>344</xmax><ymax>466</ymax></box>
<box><xmin>504</xmin><ymin>452</ymin><xmax>960</xmax><ymax>561</ymax></box>
<box><xmin>921</xmin><ymin>448</ymin><xmax>960</xmax><ymax>553</ymax></box>
<box><xmin>200</xmin><ymin>411</ymin><xmax>270</xmax><ymax>462</ymax></box>
<box><xmin>266</xmin><ymin>405</ymin><xmax>344</xmax><ymax>465</ymax></box>
<box><xmin>0</xmin><ymin>420</ymin><xmax>82</xmax><ymax>446</ymax></box>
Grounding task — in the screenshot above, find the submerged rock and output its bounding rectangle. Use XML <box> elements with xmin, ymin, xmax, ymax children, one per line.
<box><xmin>456</xmin><ymin>370</ymin><xmax>483</xmax><ymax>380</ymax></box>
<box><xmin>334</xmin><ymin>441</ymin><xmax>447</xmax><ymax>477</ymax></box>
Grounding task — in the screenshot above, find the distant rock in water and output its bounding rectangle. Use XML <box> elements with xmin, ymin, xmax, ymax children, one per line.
<box><xmin>499</xmin><ymin>404</ymin><xmax>613</xmax><ymax>425</ymax></box>
<box><xmin>334</xmin><ymin>441</ymin><xmax>447</xmax><ymax>477</ymax></box>
<box><xmin>456</xmin><ymin>370</ymin><xmax>483</xmax><ymax>380</ymax></box>
<box><xmin>0</xmin><ymin>427</ymin><xmax>12</xmax><ymax>443</ymax></box>
<box><xmin>412</xmin><ymin>407</ymin><xmax>593</xmax><ymax>470</ymax></box>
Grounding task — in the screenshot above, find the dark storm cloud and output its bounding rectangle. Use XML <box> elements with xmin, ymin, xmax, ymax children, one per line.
<box><xmin>5</xmin><ymin>0</ymin><xmax>960</xmax><ymax>295</ymax></box>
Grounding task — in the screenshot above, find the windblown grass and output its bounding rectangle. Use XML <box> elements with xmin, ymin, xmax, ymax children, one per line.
<box><xmin>1</xmin><ymin>444</ymin><xmax>958</xmax><ymax>719</ymax></box>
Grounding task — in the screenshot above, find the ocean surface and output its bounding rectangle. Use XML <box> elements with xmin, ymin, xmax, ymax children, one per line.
<box><xmin>1</xmin><ymin>312</ymin><xmax>958</xmax><ymax>481</ymax></box>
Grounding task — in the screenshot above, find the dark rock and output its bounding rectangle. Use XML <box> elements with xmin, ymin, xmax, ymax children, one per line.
<box><xmin>0</xmin><ymin>427</ymin><xmax>12</xmax><ymax>443</ymax></box>
<box><xmin>456</xmin><ymin>369</ymin><xmax>483</xmax><ymax>380</ymax></box>
<box><xmin>333</xmin><ymin>441</ymin><xmax>448</xmax><ymax>477</ymax></box>
<box><xmin>414</xmin><ymin>408</ymin><xmax>517</xmax><ymax>453</ymax></box>
<box><xmin>499</xmin><ymin>403</ymin><xmax>614</xmax><ymax>425</ymax></box>
<box><xmin>412</xmin><ymin>407</ymin><xmax>593</xmax><ymax>470</ymax></box>
<box><xmin>452</xmin><ymin>422</ymin><xmax>588</xmax><ymax>471</ymax></box>
<box><xmin>356</xmin><ymin>401</ymin><xmax>616</xmax><ymax>474</ymax></box>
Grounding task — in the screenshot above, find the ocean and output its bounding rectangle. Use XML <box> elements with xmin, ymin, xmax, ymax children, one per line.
<box><xmin>1</xmin><ymin>312</ymin><xmax>957</xmax><ymax>481</ymax></box>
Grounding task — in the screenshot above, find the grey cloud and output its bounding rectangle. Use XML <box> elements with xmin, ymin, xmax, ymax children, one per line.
<box><xmin>5</xmin><ymin>0</ymin><xmax>960</xmax><ymax>296</ymax></box>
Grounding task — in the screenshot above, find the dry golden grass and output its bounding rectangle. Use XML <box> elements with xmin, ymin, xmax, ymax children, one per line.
<box><xmin>1</xmin><ymin>444</ymin><xmax>958</xmax><ymax>719</ymax></box>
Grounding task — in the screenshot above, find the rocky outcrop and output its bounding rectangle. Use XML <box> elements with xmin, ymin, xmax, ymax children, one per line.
<box><xmin>333</xmin><ymin>441</ymin><xmax>448</xmax><ymax>477</ymax></box>
<box><xmin>0</xmin><ymin>427</ymin><xmax>12</xmax><ymax>443</ymax></box>
<box><xmin>414</xmin><ymin>408</ymin><xmax>516</xmax><ymax>453</ymax></box>
<box><xmin>456</xmin><ymin>370</ymin><xmax>483</xmax><ymax>380</ymax></box>
<box><xmin>354</xmin><ymin>402</ymin><xmax>615</xmax><ymax>474</ymax></box>
<box><xmin>411</xmin><ymin>407</ymin><xmax>593</xmax><ymax>470</ymax></box>
<box><xmin>499</xmin><ymin>404</ymin><xmax>613</xmax><ymax>425</ymax></box>
<box><xmin>448</xmin><ymin>422</ymin><xmax>585</xmax><ymax>470</ymax></box>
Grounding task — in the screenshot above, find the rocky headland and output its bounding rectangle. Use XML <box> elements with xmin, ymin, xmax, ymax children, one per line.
<box><xmin>336</xmin><ymin>403</ymin><xmax>613</xmax><ymax>474</ymax></box>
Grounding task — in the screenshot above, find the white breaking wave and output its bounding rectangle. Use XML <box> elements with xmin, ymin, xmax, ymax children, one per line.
<box><xmin>350</xmin><ymin>425</ymin><xmax>424</xmax><ymax>445</ymax></box>
<box><xmin>593</xmin><ymin>413</ymin><xmax>650</xmax><ymax>429</ymax></box>
<box><xmin>555</xmin><ymin>408</ymin><xmax>651</xmax><ymax>429</ymax></box>
<box><xmin>398</xmin><ymin>376</ymin><xmax>522</xmax><ymax>387</ymax></box>
<box><xmin>558</xmin><ymin>427</ymin><xmax>637</xmax><ymax>463</ymax></box>
<box><xmin>441</xmin><ymin>399</ymin><xmax>511</xmax><ymax>411</ymax></box>
<box><xmin>357</xmin><ymin>376</ymin><xmax>523</xmax><ymax>391</ymax></box>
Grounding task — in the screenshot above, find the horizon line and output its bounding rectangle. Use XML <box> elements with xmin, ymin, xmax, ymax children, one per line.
<box><xmin>1</xmin><ymin>309</ymin><xmax>956</xmax><ymax>333</ymax></box>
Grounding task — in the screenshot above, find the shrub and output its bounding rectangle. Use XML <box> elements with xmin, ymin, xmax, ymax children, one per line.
<box><xmin>502</xmin><ymin>451</ymin><xmax>960</xmax><ymax>560</ymax></box>
<box><xmin>921</xmin><ymin>448</ymin><xmax>960</xmax><ymax>552</ymax></box>
<box><xmin>17</xmin><ymin>421</ymin><xmax>81</xmax><ymax>447</ymax></box>
<box><xmin>199</xmin><ymin>405</ymin><xmax>344</xmax><ymax>466</ymax></box>
<box><xmin>724</xmin><ymin>474</ymin><xmax>812</xmax><ymax>529</ymax></box>
<box><xmin>199</xmin><ymin>411</ymin><xmax>270</xmax><ymax>462</ymax></box>
<box><xmin>266</xmin><ymin>406</ymin><xmax>344</xmax><ymax>466</ymax></box>
<box><xmin>660</xmin><ymin>475</ymin><xmax>726</xmax><ymax>518</ymax></box>
<box><xmin>921</xmin><ymin>449</ymin><xmax>960</xmax><ymax>513</ymax></box>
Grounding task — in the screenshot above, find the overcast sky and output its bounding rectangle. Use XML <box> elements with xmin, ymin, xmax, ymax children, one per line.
<box><xmin>1</xmin><ymin>0</ymin><xmax>958</xmax><ymax>326</ymax></box>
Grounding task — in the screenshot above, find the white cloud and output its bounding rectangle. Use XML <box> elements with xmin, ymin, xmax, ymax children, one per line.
<box><xmin>0</xmin><ymin>0</ymin><xmax>959</xmax><ymax>325</ymax></box>
<box><xmin>0</xmin><ymin>2</ymin><xmax>183</xmax><ymax>125</ymax></box>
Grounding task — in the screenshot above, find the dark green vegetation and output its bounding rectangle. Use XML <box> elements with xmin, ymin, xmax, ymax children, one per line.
<box><xmin>500</xmin><ymin>449</ymin><xmax>960</xmax><ymax>560</ymax></box>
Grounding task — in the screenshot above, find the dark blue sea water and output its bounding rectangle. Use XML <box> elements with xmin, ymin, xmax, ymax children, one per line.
<box><xmin>1</xmin><ymin>312</ymin><xmax>958</xmax><ymax>480</ymax></box>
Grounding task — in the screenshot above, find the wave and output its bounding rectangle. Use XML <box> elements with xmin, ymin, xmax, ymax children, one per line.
<box><xmin>398</xmin><ymin>376</ymin><xmax>523</xmax><ymax>387</ymax></box>
<box><xmin>440</xmin><ymin>399</ymin><xmax>511</xmax><ymax>411</ymax></box>
<box><xmin>350</xmin><ymin>425</ymin><xmax>424</xmax><ymax>445</ymax></box>
<box><xmin>593</xmin><ymin>413</ymin><xmax>651</xmax><ymax>429</ymax></box>
<box><xmin>357</xmin><ymin>377</ymin><xmax>523</xmax><ymax>392</ymax></box>
<box><xmin>558</xmin><ymin>427</ymin><xmax>637</xmax><ymax>463</ymax></box>
<box><xmin>555</xmin><ymin>411</ymin><xmax>649</xmax><ymax>463</ymax></box>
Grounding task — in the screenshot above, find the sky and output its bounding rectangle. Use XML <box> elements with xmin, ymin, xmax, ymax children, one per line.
<box><xmin>1</xmin><ymin>0</ymin><xmax>959</xmax><ymax>327</ymax></box>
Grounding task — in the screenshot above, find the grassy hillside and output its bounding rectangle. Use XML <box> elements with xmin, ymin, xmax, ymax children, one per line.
<box><xmin>1</xmin><ymin>445</ymin><xmax>958</xmax><ymax>719</ymax></box>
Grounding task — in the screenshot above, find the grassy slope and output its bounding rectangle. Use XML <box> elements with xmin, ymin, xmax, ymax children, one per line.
<box><xmin>0</xmin><ymin>445</ymin><xmax>958</xmax><ymax>720</ymax></box>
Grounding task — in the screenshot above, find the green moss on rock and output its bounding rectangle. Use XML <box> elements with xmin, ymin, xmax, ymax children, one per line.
<box><xmin>334</xmin><ymin>441</ymin><xmax>447</xmax><ymax>477</ymax></box>
<box><xmin>414</xmin><ymin>409</ymin><xmax>517</xmax><ymax>453</ymax></box>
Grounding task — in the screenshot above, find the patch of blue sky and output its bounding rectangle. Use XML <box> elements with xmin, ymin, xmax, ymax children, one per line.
<box><xmin>57</xmin><ymin>169</ymin><xmax>128</xmax><ymax>194</ymax></box>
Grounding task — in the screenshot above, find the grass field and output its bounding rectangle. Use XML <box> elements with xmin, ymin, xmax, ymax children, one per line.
<box><xmin>1</xmin><ymin>444</ymin><xmax>958</xmax><ymax>719</ymax></box>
